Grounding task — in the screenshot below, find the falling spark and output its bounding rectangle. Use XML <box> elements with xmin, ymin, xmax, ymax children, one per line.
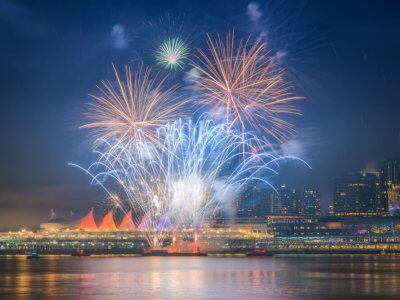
<box><xmin>71</xmin><ymin>117</ymin><xmax>310</xmax><ymax>247</ymax></box>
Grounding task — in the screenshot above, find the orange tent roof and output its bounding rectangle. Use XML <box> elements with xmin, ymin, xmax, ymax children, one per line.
<box><xmin>79</xmin><ymin>208</ymin><xmax>97</xmax><ymax>230</ymax></box>
<box><xmin>119</xmin><ymin>210</ymin><xmax>136</xmax><ymax>231</ymax></box>
<box><xmin>98</xmin><ymin>210</ymin><xmax>117</xmax><ymax>231</ymax></box>
<box><xmin>138</xmin><ymin>212</ymin><xmax>151</xmax><ymax>231</ymax></box>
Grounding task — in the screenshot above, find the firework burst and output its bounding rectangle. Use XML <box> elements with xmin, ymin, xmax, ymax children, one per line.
<box><xmin>190</xmin><ymin>32</ymin><xmax>302</xmax><ymax>148</ymax></box>
<box><xmin>71</xmin><ymin>117</ymin><xmax>310</xmax><ymax>246</ymax></box>
<box><xmin>155</xmin><ymin>38</ymin><xmax>189</xmax><ymax>70</ymax></box>
<box><xmin>82</xmin><ymin>64</ymin><xmax>186</xmax><ymax>155</ymax></box>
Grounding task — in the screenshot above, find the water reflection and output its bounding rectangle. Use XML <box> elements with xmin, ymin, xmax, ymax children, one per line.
<box><xmin>1</xmin><ymin>255</ymin><xmax>400</xmax><ymax>299</ymax></box>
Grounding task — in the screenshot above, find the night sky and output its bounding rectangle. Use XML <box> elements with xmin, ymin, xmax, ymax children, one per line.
<box><xmin>1</xmin><ymin>0</ymin><xmax>399</xmax><ymax>230</ymax></box>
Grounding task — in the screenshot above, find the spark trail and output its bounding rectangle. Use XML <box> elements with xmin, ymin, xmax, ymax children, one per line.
<box><xmin>71</xmin><ymin>117</ymin><xmax>310</xmax><ymax>247</ymax></box>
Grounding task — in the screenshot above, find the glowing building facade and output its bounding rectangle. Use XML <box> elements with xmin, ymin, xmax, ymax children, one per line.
<box><xmin>237</xmin><ymin>184</ymin><xmax>280</xmax><ymax>218</ymax></box>
<box><xmin>278</xmin><ymin>185</ymin><xmax>302</xmax><ymax>215</ymax></box>
<box><xmin>119</xmin><ymin>211</ymin><xmax>136</xmax><ymax>231</ymax></box>
<box><xmin>302</xmin><ymin>189</ymin><xmax>321</xmax><ymax>216</ymax></box>
<box><xmin>40</xmin><ymin>208</ymin><xmax>137</xmax><ymax>232</ymax></box>
<box><xmin>98</xmin><ymin>210</ymin><xmax>117</xmax><ymax>231</ymax></box>
<box><xmin>79</xmin><ymin>208</ymin><xmax>98</xmax><ymax>230</ymax></box>
<box><xmin>333</xmin><ymin>172</ymin><xmax>385</xmax><ymax>216</ymax></box>
<box><xmin>380</xmin><ymin>159</ymin><xmax>400</xmax><ymax>215</ymax></box>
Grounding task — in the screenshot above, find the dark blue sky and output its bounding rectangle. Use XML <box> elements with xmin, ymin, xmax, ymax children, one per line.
<box><xmin>0</xmin><ymin>0</ymin><xmax>399</xmax><ymax>229</ymax></box>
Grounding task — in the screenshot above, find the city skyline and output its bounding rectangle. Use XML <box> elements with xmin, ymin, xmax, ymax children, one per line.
<box><xmin>7</xmin><ymin>157</ymin><xmax>398</xmax><ymax>231</ymax></box>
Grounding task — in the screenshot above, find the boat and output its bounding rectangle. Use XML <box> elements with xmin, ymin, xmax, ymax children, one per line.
<box><xmin>207</xmin><ymin>253</ymin><xmax>246</xmax><ymax>257</ymax></box>
<box><xmin>246</xmin><ymin>249</ymin><xmax>274</xmax><ymax>257</ymax></box>
<box><xmin>26</xmin><ymin>252</ymin><xmax>40</xmax><ymax>259</ymax></box>
<box><xmin>378</xmin><ymin>249</ymin><xmax>387</xmax><ymax>256</ymax></box>
<box><xmin>142</xmin><ymin>249</ymin><xmax>207</xmax><ymax>256</ymax></box>
<box><xmin>71</xmin><ymin>249</ymin><xmax>91</xmax><ymax>257</ymax></box>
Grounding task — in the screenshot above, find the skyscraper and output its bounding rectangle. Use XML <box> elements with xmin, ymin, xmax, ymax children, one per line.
<box><xmin>333</xmin><ymin>172</ymin><xmax>385</xmax><ymax>216</ymax></box>
<box><xmin>236</xmin><ymin>182</ymin><xmax>278</xmax><ymax>218</ymax></box>
<box><xmin>387</xmin><ymin>184</ymin><xmax>400</xmax><ymax>215</ymax></box>
<box><xmin>380</xmin><ymin>159</ymin><xmax>400</xmax><ymax>186</ymax></box>
<box><xmin>269</xmin><ymin>192</ymin><xmax>282</xmax><ymax>215</ymax></box>
<box><xmin>302</xmin><ymin>189</ymin><xmax>321</xmax><ymax>216</ymax></box>
<box><xmin>328</xmin><ymin>204</ymin><xmax>335</xmax><ymax>216</ymax></box>
<box><xmin>379</xmin><ymin>159</ymin><xmax>400</xmax><ymax>214</ymax></box>
<box><xmin>278</xmin><ymin>185</ymin><xmax>301</xmax><ymax>215</ymax></box>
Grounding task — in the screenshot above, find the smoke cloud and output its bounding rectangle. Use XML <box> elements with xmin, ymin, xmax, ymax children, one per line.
<box><xmin>110</xmin><ymin>24</ymin><xmax>127</xmax><ymax>49</ymax></box>
<box><xmin>246</xmin><ymin>2</ymin><xmax>262</xmax><ymax>23</ymax></box>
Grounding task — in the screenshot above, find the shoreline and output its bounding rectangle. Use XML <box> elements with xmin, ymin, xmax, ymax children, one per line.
<box><xmin>2</xmin><ymin>250</ymin><xmax>400</xmax><ymax>257</ymax></box>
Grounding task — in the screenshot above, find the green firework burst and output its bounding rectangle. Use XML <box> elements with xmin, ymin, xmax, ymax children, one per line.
<box><xmin>155</xmin><ymin>38</ymin><xmax>189</xmax><ymax>70</ymax></box>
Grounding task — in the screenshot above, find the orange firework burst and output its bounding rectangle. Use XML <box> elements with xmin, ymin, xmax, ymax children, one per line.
<box><xmin>191</xmin><ymin>32</ymin><xmax>302</xmax><ymax>148</ymax></box>
<box><xmin>82</xmin><ymin>64</ymin><xmax>186</xmax><ymax>152</ymax></box>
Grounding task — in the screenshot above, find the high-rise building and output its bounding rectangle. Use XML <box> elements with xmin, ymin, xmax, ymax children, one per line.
<box><xmin>328</xmin><ymin>204</ymin><xmax>334</xmax><ymax>216</ymax></box>
<box><xmin>333</xmin><ymin>172</ymin><xmax>385</xmax><ymax>216</ymax></box>
<box><xmin>379</xmin><ymin>159</ymin><xmax>400</xmax><ymax>214</ymax></box>
<box><xmin>302</xmin><ymin>188</ymin><xmax>321</xmax><ymax>216</ymax></box>
<box><xmin>236</xmin><ymin>181</ymin><xmax>259</xmax><ymax>217</ymax></box>
<box><xmin>380</xmin><ymin>159</ymin><xmax>400</xmax><ymax>186</ymax></box>
<box><xmin>387</xmin><ymin>184</ymin><xmax>400</xmax><ymax>215</ymax></box>
<box><xmin>236</xmin><ymin>182</ymin><xmax>278</xmax><ymax>218</ymax></box>
<box><xmin>269</xmin><ymin>192</ymin><xmax>282</xmax><ymax>215</ymax></box>
<box><xmin>278</xmin><ymin>185</ymin><xmax>301</xmax><ymax>215</ymax></box>
<box><xmin>237</xmin><ymin>181</ymin><xmax>274</xmax><ymax>218</ymax></box>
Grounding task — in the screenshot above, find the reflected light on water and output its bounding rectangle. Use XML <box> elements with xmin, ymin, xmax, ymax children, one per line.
<box><xmin>1</xmin><ymin>255</ymin><xmax>400</xmax><ymax>299</ymax></box>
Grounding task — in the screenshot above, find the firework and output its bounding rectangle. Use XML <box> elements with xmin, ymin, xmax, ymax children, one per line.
<box><xmin>190</xmin><ymin>32</ymin><xmax>302</xmax><ymax>148</ymax></box>
<box><xmin>75</xmin><ymin>31</ymin><xmax>308</xmax><ymax>248</ymax></box>
<box><xmin>155</xmin><ymin>38</ymin><xmax>189</xmax><ymax>70</ymax></box>
<box><xmin>82</xmin><ymin>64</ymin><xmax>186</xmax><ymax>155</ymax></box>
<box><xmin>71</xmin><ymin>117</ymin><xmax>309</xmax><ymax>246</ymax></box>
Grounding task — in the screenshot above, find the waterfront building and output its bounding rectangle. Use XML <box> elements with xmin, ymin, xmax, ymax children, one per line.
<box><xmin>79</xmin><ymin>208</ymin><xmax>98</xmax><ymax>230</ymax></box>
<box><xmin>40</xmin><ymin>209</ymin><xmax>137</xmax><ymax>231</ymax></box>
<box><xmin>39</xmin><ymin>209</ymin><xmax>80</xmax><ymax>230</ymax></box>
<box><xmin>119</xmin><ymin>211</ymin><xmax>136</xmax><ymax>231</ymax></box>
<box><xmin>3</xmin><ymin>213</ymin><xmax>400</xmax><ymax>255</ymax></box>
